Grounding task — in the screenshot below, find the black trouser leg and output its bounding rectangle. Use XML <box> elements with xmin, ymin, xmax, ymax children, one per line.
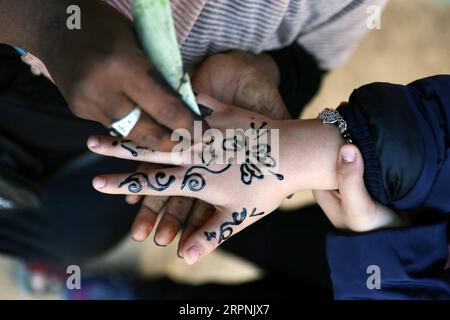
<box><xmin>0</xmin><ymin>44</ymin><xmax>139</xmax><ymax>265</ymax></box>
<box><xmin>0</xmin><ymin>157</ymin><xmax>139</xmax><ymax>265</ymax></box>
<box><xmin>220</xmin><ymin>205</ymin><xmax>334</xmax><ymax>289</ymax></box>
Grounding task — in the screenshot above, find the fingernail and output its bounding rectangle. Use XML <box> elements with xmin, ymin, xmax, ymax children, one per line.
<box><xmin>341</xmin><ymin>147</ymin><xmax>356</xmax><ymax>163</ymax></box>
<box><xmin>132</xmin><ymin>227</ymin><xmax>148</xmax><ymax>242</ymax></box>
<box><xmin>93</xmin><ymin>177</ymin><xmax>106</xmax><ymax>189</ymax></box>
<box><xmin>153</xmin><ymin>237</ymin><xmax>167</xmax><ymax>247</ymax></box>
<box><xmin>199</xmin><ymin>104</ymin><xmax>214</xmax><ymax>118</ymax></box>
<box><xmin>88</xmin><ymin>137</ymin><xmax>100</xmax><ymax>148</ymax></box>
<box><xmin>132</xmin><ymin>234</ymin><xmax>145</xmax><ymax>242</ymax></box>
<box><xmin>126</xmin><ymin>197</ymin><xmax>134</xmax><ymax>205</ymax></box>
<box><xmin>126</xmin><ymin>196</ymin><xmax>139</xmax><ymax>205</ymax></box>
<box><xmin>185</xmin><ymin>246</ymin><xmax>201</xmax><ymax>265</ymax></box>
<box><xmin>177</xmin><ymin>251</ymin><xmax>184</xmax><ymax>259</ymax></box>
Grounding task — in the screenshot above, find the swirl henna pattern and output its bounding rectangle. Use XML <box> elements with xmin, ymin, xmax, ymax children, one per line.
<box><xmin>204</xmin><ymin>208</ymin><xmax>266</xmax><ymax>243</ymax></box>
<box><xmin>118</xmin><ymin>172</ymin><xmax>176</xmax><ymax>193</ymax></box>
<box><xmin>181</xmin><ymin>164</ymin><xmax>232</xmax><ymax>192</ymax></box>
<box><xmin>218</xmin><ymin>209</ymin><xmax>247</xmax><ymax>243</ymax></box>
<box><xmin>115</xmin><ymin>121</ymin><xmax>282</xmax><ymax>196</ymax></box>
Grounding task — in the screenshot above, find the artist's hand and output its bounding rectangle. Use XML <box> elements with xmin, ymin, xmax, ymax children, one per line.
<box><xmin>126</xmin><ymin>51</ymin><xmax>291</xmax><ymax>250</ymax></box>
<box><xmin>313</xmin><ymin>144</ymin><xmax>410</xmax><ymax>232</ymax></box>
<box><xmin>40</xmin><ymin>0</ymin><xmax>196</xmax><ymax>149</ymax></box>
<box><xmin>38</xmin><ymin>1</ymin><xmax>202</xmax><ymax>244</ymax></box>
<box><xmin>192</xmin><ymin>50</ymin><xmax>290</xmax><ymax>120</ymax></box>
<box><xmin>88</xmin><ymin>95</ymin><xmax>298</xmax><ymax>264</ymax></box>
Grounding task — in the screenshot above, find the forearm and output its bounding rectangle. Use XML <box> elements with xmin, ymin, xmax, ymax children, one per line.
<box><xmin>281</xmin><ymin>75</ymin><xmax>450</xmax><ymax>212</ymax></box>
<box><xmin>279</xmin><ymin>119</ymin><xmax>344</xmax><ymax>193</ymax></box>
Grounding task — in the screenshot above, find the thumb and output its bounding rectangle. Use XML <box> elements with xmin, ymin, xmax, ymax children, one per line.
<box><xmin>235</xmin><ymin>76</ymin><xmax>290</xmax><ymax>120</ymax></box>
<box><xmin>337</xmin><ymin>144</ymin><xmax>375</xmax><ymax>222</ymax></box>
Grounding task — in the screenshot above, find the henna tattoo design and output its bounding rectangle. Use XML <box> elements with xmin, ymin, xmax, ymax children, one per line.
<box><xmin>201</xmin><ymin>137</ymin><xmax>218</xmax><ymax>166</ymax></box>
<box><xmin>204</xmin><ymin>208</ymin><xmax>266</xmax><ymax>243</ymax></box>
<box><xmin>119</xmin><ymin>140</ymin><xmax>138</xmax><ymax>157</ymax></box>
<box><xmin>218</xmin><ymin>208</ymin><xmax>247</xmax><ymax>244</ymax></box>
<box><xmin>204</xmin><ymin>231</ymin><xmax>217</xmax><ymax>241</ymax></box>
<box><xmin>118</xmin><ymin>172</ymin><xmax>176</xmax><ymax>193</ymax></box>
<box><xmin>240</xmin><ymin>162</ymin><xmax>264</xmax><ymax>185</ymax></box>
<box><xmin>250</xmin><ymin>122</ymin><xmax>268</xmax><ymax>138</ymax></box>
<box><xmin>181</xmin><ymin>164</ymin><xmax>232</xmax><ymax>192</ymax></box>
<box><xmin>249</xmin><ymin>208</ymin><xmax>266</xmax><ymax>217</ymax></box>
<box><xmin>222</xmin><ymin>122</ymin><xmax>284</xmax><ymax>185</ymax></box>
<box><xmin>137</xmin><ymin>146</ymin><xmax>155</xmax><ymax>152</ymax></box>
<box><xmin>222</xmin><ymin>130</ymin><xmax>246</xmax><ymax>152</ymax></box>
<box><xmin>113</xmin><ymin>140</ymin><xmax>155</xmax><ymax>157</ymax></box>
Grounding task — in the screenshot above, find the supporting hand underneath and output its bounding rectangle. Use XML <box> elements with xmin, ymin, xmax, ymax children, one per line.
<box><xmin>313</xmin><ymin>144</ymin><xmax>410</xmax><ymax>233</ymax></box>
<box><xmin>88</xmin><ymin>94</ymin><xmax>346</xmax><ymax>264</ymax></box>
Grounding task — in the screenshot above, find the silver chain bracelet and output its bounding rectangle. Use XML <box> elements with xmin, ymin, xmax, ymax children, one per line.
<box><xmin>318</xmin><ymin>108</ymin><xmax>353</xmax><ymax>143</ymax></box>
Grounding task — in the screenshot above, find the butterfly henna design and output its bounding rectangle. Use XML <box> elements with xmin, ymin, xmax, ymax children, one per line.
<box><xmin>222</xmin><ymin>122</ymin><xmax>284</xmax><ymax>185</ymax></box>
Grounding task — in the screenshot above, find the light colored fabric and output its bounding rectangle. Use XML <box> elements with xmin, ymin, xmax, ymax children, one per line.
<box><xmin>24</xmin><ymin>0</ymin><xmax>388</xmax><ymax>73</ymax></box>
<box><xmin>105</xmin><ymin>0</ymin><xmax>387</xmax><ymax>69</ymax></box>
<box><xmin>104</xmin><ymin>0</ymin><xmax>206</xmax><ymax>44</ymax></box>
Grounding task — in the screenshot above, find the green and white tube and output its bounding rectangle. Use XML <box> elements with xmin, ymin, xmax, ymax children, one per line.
<box><xmin>132</xmin><ymin>0</ymin><xmax>201</xmax><ymax>116</ymax></box>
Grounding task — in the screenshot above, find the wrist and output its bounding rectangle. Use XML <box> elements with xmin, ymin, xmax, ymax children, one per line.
<box><xmin>278</xmin><ymin>119</ymin><xmax>345</xmax><ymax>193</ymax></box>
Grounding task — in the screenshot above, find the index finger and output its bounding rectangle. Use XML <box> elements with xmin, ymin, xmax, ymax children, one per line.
<box><xmin>336</xmin><ymin>145</ymin><xmax>373</xmax><ymax>215</ymax></box>
<box><xmin>124</xmin><ymin>66</ymin><xmax>201</xmax><ymax>135</ymax></box>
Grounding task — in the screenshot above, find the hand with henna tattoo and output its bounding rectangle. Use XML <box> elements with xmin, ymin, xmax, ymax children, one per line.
<box><xmin>120</xmin><ymin>50</ymin><xmax>292</xmax><ymax>248</ymax></box>
<box><xmin>1</xmin><ymin>3</ymin><xmax>291</xmax><ymax>251</ymax></box>
<box><xmin>88</xmin><ymin>94</ymin><xmax>347</xmax><ymax>264</ymax></box>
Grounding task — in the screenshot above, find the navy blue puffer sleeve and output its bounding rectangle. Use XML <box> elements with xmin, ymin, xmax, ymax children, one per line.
<box><xmin>338</xmin><ymin>75</ymin><xmax>450</xmax><ymax>212</ymax></box>
<box><xmin>327</xmin><ymin>75</ymin><xmax>450</xmax><ymax>300</ymax></box>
